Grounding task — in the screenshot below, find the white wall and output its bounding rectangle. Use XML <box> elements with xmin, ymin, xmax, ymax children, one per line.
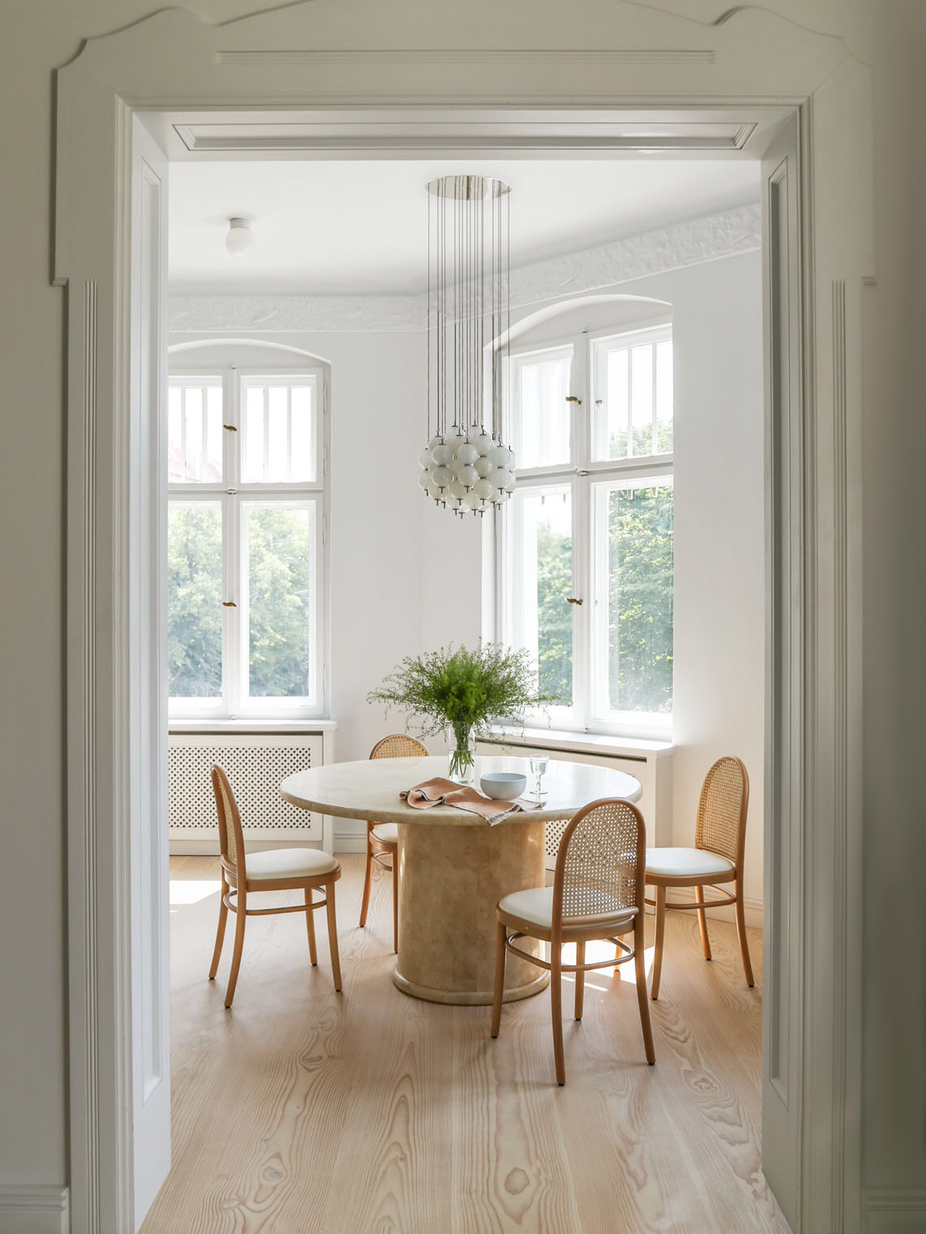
<box><xmin>173</xmin><ymin>247</ymin><xmax>764</xmax><ymax>876</ymax></box>
<box><xmin>2</xmin><ymin>0</ymin><xmax>925</xmax><ymax>1225</ymax></box>
<box><xmin>632</xmin><ymin>254</ymin><xmax>765</xmax><ymax>907</ymax></box>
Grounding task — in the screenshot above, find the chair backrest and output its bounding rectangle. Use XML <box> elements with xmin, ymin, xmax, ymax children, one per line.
<box><xmin>553</xmin><ymin>797</ymin><xmax>646</xmax><ymax>928</ymax></box>
<box><xmin>211</xmin><ymin>764</ymin><xmax>246</xmax><ymax>877</ymax></box>
<box><xmin>694</xmin><ymin>755</ymin><xmax>749</xmax><ymax>868</ymax></box>
<box><xmin>369</xmin><ymin>733</ymin><xmax>430</xmax><ymax>760</ymax></box>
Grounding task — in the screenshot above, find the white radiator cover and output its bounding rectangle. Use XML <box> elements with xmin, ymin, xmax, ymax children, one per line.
<box><xmin>168</xmin><ymin>731</ymin><xmax>329</xmax><ymax>853</ymax></box>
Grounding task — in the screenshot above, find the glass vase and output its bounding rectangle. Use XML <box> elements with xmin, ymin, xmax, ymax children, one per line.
<box><xmin>447</xmin><ymin>723</ymin><xmax>476</xmax><ymax>783</ymax></box>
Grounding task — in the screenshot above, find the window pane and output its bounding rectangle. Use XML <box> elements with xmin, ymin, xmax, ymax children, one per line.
<box><xmin>167</xmin><ymin>503</ymin><xmax>223</xmax><ymax>697</ymax></box>
<box><xmin>510</xmin><ymin>349</ymin><xmax>572</xmax><ymax>469</ymax></box>
<box><xmin>242</xmin><ymin>380</ymin><xmax>316</xmax><ymax>483</ymax></box>
<box><xmin>601</xmin><ymin>481</ymin><xmax>673</xmax><ymax>715</ymax></box>
<box><xmin>246</xmin><ymin>505</ymin><xmax>313</xmax><ymax>698</ymax></box>
<box><xmin>510</xmin><ymin>487</ymin><xmax>573</xmax><ymax>706</ymax></box>
<box><xmin>167</xmin><ymin>382</ymin><xmax>223</xmax><ymax>483</ymax></box>
<box><xmin>592</xmin><ymin>333</ymin><xmax>673</xmax><ymax>461</ymax></box>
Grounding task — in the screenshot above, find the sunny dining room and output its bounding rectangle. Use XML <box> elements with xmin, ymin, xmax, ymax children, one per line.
<box><xmin>145</xmin><ymin>120</ymin><xmax>778</xmax><ymax>1234</ymax></box>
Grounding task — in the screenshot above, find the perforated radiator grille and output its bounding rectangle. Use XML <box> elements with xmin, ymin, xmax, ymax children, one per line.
<box><xmin>168</xmin><ymin>735</ymin><xmax>320</xmax><ymax>839</ymax></box>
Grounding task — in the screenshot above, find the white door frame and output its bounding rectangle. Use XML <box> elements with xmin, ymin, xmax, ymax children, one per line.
<box><xmin>53</xmin><ymin>5</ymin><xmax>871</xmax><ymax>1232</ymax></box>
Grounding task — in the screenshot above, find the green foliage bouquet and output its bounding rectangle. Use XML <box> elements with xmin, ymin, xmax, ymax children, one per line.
<box><xmin>367</xmin><ymin>642</ymin><xmax>553</xmax><ymax>781</ymax></box>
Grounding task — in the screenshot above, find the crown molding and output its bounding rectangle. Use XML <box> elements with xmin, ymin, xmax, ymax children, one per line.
<box><xmin>169</xmin><ymin>202</ymin><xmax>760</xmax><ymax>335</ymax></box>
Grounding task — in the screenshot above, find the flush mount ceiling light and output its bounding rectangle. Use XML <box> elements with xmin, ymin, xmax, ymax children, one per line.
<box><xmin>418</xmin><ymin>175</ymin><xmax>515</xmax><ymax>517</ymax></box>
<box><xmin>225</xmin><ymin>216</ymin><xmax>253</xmax><ymax>255</ymax></box>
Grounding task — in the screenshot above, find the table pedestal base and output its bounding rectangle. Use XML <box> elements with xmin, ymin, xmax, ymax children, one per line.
<box><xmin>393</xmin><ymin>817</ymin><xmax>549</xmax><ymax>1006</ymax></box>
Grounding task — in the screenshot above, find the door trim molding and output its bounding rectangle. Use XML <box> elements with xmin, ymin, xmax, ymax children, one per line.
<box><xmin>53</xmin><ymin>5</ymin><xmax>868</xmax><ymax>1230</ymax></box>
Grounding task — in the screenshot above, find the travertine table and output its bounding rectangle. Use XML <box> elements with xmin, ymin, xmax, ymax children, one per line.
<box><xmin>281</xmin><ymin>754</ymin><xmax>641</xmax><ymax>1006</ymax></box>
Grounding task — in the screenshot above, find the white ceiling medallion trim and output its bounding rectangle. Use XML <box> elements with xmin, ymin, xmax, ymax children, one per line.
<box><xmin>170</xmin><ymin>292</ymin><xmax>421</xmax><ymax>334</ymax></box>
<box><xmin>169</xmin><ymin>203</ymin><xmax>760</xmax><ymax>334</ymax></box>
<box><xmin>513</xmin><ymin>202</ymin><xmax>761</xmax><ymax>309</ymax></box>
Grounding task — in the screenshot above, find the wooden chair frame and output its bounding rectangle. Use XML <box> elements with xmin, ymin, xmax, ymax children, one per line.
<box><xmin>209</xmin><ymin>764</ymin><xmax>342</xmax><ymax>1008</ymax></box>
<box><xmin>358</xmin><ymin>733</ymin><xmax>429</xmax><ymax>952</ymax></box>
<box><xmin>491</xmin><ymin>798</ymin><xmax>655</xmax><ymax>1086</ymax></box>
<box><xmin>645</xmin><ymin>755</ymin><xmax>753</xmax><ymax>999</ymax></box>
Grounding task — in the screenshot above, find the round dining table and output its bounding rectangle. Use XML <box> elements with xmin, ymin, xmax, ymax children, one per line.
<box><xmin>281</xmin><ymin>753</ymin><xmax>642</xmax><ymax>1006</ymax></box>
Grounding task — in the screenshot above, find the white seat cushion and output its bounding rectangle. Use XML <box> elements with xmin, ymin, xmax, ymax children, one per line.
<box><xmin>371</xmin><ymin>822</ymin><xmax>399</xmax><ymax>845</ymax></box>
<box><xmin>246</xmin><ymin>847</ymin><xmax>339</xmax><ymax>881</ymax></box>
<box><xmin>499</xmin><ymin>885</ymin><xmax>636</xmax><ymax>931</ymax></box>
<box><xmin>645</xmin><ymin>847</ymin><xmax>734</xmax><ymax>879</ymax></box>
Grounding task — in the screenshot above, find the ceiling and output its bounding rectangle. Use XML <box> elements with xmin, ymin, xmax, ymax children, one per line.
<box><xmin>168</xmin><ymin>157</ymin><xmax>761</xmax><ymax>296</ymax></box>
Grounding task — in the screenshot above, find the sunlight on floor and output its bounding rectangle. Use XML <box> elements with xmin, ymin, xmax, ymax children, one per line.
<box><xmin>169</xmin><ymin>879</ymin><xmax>221</xmax><ymax>908</ymax></box>
<box><xmin>556</xmin><ymin>939</ymin><xmax>656</xmax><ymax>991</ymax></box>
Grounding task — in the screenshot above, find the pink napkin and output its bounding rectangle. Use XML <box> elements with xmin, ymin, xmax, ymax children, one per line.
<box><xmin>401</xmin><ymin>776</ymin><xmax>538</xmax><ymax>825</ymax></box>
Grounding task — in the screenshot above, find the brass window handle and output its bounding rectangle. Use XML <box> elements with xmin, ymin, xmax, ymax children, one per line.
<box><xmin>223</xmin><ymin>423</ymin><xmax>238</xmax><ymax>432</ymax></box>
<box><xmin>566</xmin><ymin>395</ymin><xmax>583</xmax><ymax>405</ymax></box>
<box><xmin>223</xmin><ymin>601</ymin><xmax>237</xmax><ymax>608</ymax></box>
<box><xmin>566</xmin><ymin>596</ymin><xmax>584</xmax><ymax>605</ymax></box>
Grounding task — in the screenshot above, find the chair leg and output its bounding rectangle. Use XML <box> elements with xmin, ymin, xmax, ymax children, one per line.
<box><xmin>551</xmin><ymin>943</ymin><xmax>566</xmax><ymax>1086</ymax></box>
<box><xmin>651</xmin><ymin>884</ymin><xmax>666</xmax><ymax>1000</ymax></box>
<box><xmin>634</xmin><ymin>925</ymin><xmax>656</xmax><ymax>1065</ymax></box>
<box><xmin>326</xmin><ymin>880</ymin><xmax>342</xmax><ymax>992</ymax></box>
<box><xmin>224</xmin><ymin>898</ymin><xmax>247</xmax><ymax>1009</ymax></box>
<box><xmin>695</xmin><ymin>884</ymin><xmax>712</xmax><ymax>960</ymax></box>
<box><xmin>209</xmin><ymin>881</ymin><xmax>228</xmax><ymax>980</ymax></box>
<box><xmin>359</xmin><ymin>830</ymin><xmax>374</xmax><ymax>927</ymax></box>
<box><xmin>305</xmin><ymin>887</ymin><xmax>318</xmax><ymax>966</ymax></box>
<box><xmin>391</xmin><ymin>848</ymin><xmax>399</xmax><ymax>954</ymax></box>
<box><xmin>734</xmin><ymin>881</ymin><xmax>755</xmax><ymax>988</ymax></box>
<box><xmin>490</xmin><ymin>920</ymin><xmax>507</xmax><ymax>1037</ymax></box>
<box><xmin>575</xmin><ymin>941</ymin><xmax>586</xmax><ymax>1021</ymax></box>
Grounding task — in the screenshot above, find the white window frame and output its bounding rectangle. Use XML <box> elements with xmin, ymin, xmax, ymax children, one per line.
<box><xmin>499</xmin><ymin>320</ymin><xmax>673</xmax><ymax>739</ymax></box>
<box><xmin>168</xmin><ymin>359</ymin><xmax>329</xmax><ymax>720</ymax></box>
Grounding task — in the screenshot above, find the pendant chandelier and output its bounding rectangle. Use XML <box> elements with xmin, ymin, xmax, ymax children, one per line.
<box><xmin>418</xmin><ymin>175</ymin><xmax>515</xmax><ymax>517</ymax></box>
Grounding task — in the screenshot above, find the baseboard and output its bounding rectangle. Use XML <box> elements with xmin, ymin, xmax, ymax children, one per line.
<box><xmin>333</xmin><ymin>834</ymin><xmax>366</xmax><ymax>854</ymax></box>
<box><xmin>862</xmin><ymin>1188</ymin><xmax>926</xmax><ymax>1233</ymax></box>
<box><xmin>0</xmin><ymin>1186</ymin><xmax>68</xmax><ymax>1234</ymax></box>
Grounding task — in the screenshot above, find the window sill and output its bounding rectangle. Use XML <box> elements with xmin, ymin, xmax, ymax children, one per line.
<box><xmin>480</xmin><ymin>724</ymin><xmax>673</xmax><ymax>760</ymax></box>
<box><xmin>168</xmin><ymin>718</ymin><xmax>337</xmax><ymax>734</ymax></box>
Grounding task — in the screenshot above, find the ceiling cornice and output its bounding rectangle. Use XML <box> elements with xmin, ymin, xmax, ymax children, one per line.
<box><xmin>169</xmin><ymin>201</ymin><xmax>760</xmax><ymax>334</ymax></box>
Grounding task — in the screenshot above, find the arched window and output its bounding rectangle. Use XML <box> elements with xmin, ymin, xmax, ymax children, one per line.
<box><xmin>500</xmin><ymin>301</ymin><xmax>673</xmax><ymax>736</ymax></box>
<box><xmin>166</xmin><ymin>340</ymin><xmax>329</xmax><ymax>718</ymax></box>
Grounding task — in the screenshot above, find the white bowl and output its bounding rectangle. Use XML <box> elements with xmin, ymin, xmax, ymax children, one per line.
<box><xmin>480</xmin><ymin>771</ymin><xmax>527</xmax><ymax>800</ymax></box>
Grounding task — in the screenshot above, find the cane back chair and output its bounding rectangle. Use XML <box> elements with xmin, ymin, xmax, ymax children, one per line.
<box><xmin>491</xmin><ymin>797</ymin><xmax>655</xmax><ymax>1086</ymax></box>
<box><xmin>209</xmin><ymin>764</ymin><xmax>342</xmax><ymax>1008</ymax></box>
<box><xmin>358</xmin><ymin>733</ymin><xmax>430</xmax><ymax>951</ymax></box>
<box><xmin>645</xmin><ymin>755</ymin><xmax>753</xmax><ymax>999</ymax></box>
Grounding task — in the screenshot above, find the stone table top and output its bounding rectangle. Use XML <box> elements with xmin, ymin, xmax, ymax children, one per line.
<box><xmin>280</xmin><ymin>754</ymin><xmax>641</xmax><ymax>827</ymax></box>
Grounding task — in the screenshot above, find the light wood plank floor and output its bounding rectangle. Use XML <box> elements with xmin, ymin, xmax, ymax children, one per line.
<box><xmin>141</xmin><ymin>854</ymin><xmax>793</xmax><ymax>1234</ymax></box>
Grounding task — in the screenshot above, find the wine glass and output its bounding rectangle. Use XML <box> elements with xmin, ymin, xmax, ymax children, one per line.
<box><xmin>529</xmin><ymin>754</ymin><xmax>549</xmax><ymax>798</ymax></box>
